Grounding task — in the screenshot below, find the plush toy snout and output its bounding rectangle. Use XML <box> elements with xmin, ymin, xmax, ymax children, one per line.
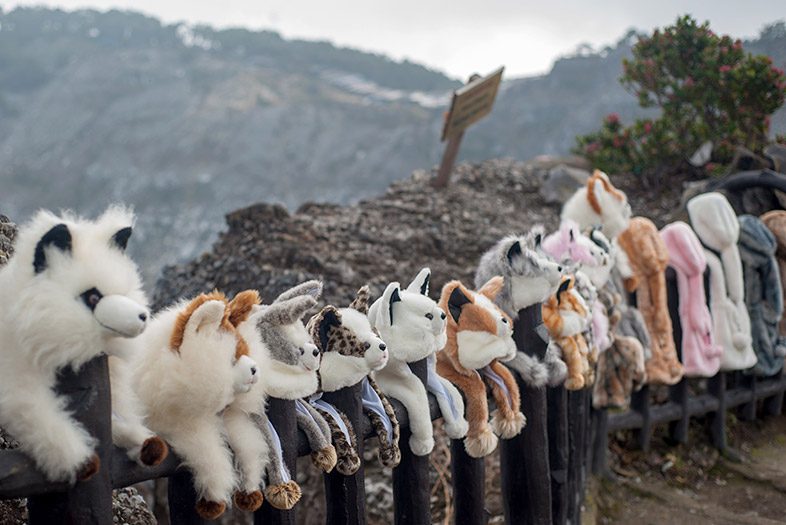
<box><xmin>300</xmin><ymin>342</ymin><xmax>321</xmax><ymax>372</ymax></box>
<box><xmin>233</xmin><ymin>354</ymin><xmax>259</xmax><ymax>394</ymax></box>
<box><xmin>93</xmin><ymin>294</ymin><xmax>149</xmax><ymax>338</ymax></box>
<box><xmin>365</xmin><ymin>340</ymin><xmax>389</xmax><ymax>371</ymax></box>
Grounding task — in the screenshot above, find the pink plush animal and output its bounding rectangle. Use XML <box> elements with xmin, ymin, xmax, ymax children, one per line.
<box><xmin>660</xmin><ymin>221</ymin><xmax>723</xmax><ymax>377</ymax></box>
<box><xmin>542</xmin><ymin>220</ymin><xmax>604</xmax><ymax>269</ymax></box>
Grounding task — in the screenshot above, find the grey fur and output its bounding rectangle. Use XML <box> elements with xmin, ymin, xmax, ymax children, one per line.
<box><xmin>257</xmin><ymin>293</ymin><xmax>319</xmax><ymax>366</ymax></box>
<box><xmin>275</xmin><ymin>280</ymin><xmax>322</xmax><ymax>303</ymax></box>
<box><xmin>475</xmin><ymin>227</ymin><xmax>548</xmax><ymax>318</ymax></box>
<box><xmin>296</xmin><ymin>402</ymin><xmax>332</xmax><ymax>452</ymax></box>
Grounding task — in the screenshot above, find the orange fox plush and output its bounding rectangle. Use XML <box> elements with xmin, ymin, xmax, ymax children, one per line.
<box><xmin>436</xmin><ymin>277</ymin><xmax>525</xmax><ymax>458</ymax></box>
<box><xmin>542</xmin><ymin>276</ymin><xmax>591</xmax><ymax>390</ymax></box>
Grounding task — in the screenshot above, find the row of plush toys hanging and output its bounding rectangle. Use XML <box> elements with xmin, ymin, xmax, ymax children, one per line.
<box><xmin>1</xmin><ymin>171</ymin><xmax>786</xmax><ymax>520</ymax></box>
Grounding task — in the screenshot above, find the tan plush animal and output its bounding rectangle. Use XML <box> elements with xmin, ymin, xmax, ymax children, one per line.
<box><xmin>436</xmin><ymin>277</ymin><xmax>525</xmax><ymax>458</ymax></box>
<box><xmin>542</xmin><ymin>276</ymin><xmax>591</xmax><ymax>390</ymax></box>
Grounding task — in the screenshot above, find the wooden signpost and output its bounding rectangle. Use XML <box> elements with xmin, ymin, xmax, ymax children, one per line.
<box><xmin>432</xmin><ymin>67</ymin><xmax>504</xmax><ymax>188</ymax></box>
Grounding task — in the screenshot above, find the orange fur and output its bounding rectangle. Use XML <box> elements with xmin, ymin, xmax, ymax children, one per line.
<box><xmin>169</xmin><ymin>291</ymin><xmax>250</xmax><ymax>359</ymax></box>
<box><xmin>542</xmin><ymin>277</ymin><xmax>590</xmax><ymax>390</ymax></box>
<box><xmin>586</xmin><ymin>170</ymin><xmax>625</xmax><ymax>215</ymax></box>
<box><xmin>228</xmin><ymin>290</ymin><xmax>261</xmax><ymax>327</ymax></box>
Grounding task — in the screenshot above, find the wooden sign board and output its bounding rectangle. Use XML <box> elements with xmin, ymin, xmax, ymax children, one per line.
<box><xmin>441</xmin><ymin>66</ymin><xmax>504</xmax><ymax>142</ymax></box>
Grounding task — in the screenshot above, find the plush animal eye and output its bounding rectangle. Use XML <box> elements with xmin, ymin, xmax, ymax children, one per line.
<box><xmin>425</xmin><ymin>313</ymin><xmax>434</xmax><ymax>320</ymax></box>
<box><xmin>299</xmin><ymin>347</ymin><xmax>305</xmax><ymax>355</ymax></box>
<box><xmin>363</xmin><ymin>342</ymin><xmax>371</xmax><ymax>350</ymax></box>
<box><xmin>501</xmin><ymin>318</ymin><xmax>508</xmax><ymax>324</ymax></box>
<box><xmin>80</xmin><ymin>288</ymin><xmax>104</xmax><ymax>311</ymax></box>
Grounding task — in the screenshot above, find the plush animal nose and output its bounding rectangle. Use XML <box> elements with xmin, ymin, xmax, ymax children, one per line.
<box><xmin>379</xmin><ymin>343</ymin><xmax>386</xmax><ymax>351</ymax></box>
<box><xmin>139</xmin><ymin>313</ymin><xmax>147</xmax><ymax>322</ymax></box>
<box><xmin>250</xmin><ymin>366</ymin><xmax>257</xmax><ymax>376</ymax></box>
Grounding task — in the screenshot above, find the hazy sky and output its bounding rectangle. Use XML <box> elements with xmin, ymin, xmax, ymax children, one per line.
<box><xmin>1</xmin><ymin>1</ymin><xmax>782</xmax><ymax>78</ymax></box>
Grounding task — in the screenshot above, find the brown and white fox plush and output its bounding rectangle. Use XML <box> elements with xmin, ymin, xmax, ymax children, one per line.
<box><xmin>542</xmin><ymin>276</ymin><xmax>592</xmax><ymax>390</ymax></box>
<box><xmin>436</xmin><ymin>277</ymin><xmax>525</xmax><ymax>458</ymax></box>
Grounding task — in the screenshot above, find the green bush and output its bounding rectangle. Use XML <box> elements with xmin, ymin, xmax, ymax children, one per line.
<box><xmin>575</xmin><ymin>15</ymin><xmax>786</xmax><ymax>178</ymax></box>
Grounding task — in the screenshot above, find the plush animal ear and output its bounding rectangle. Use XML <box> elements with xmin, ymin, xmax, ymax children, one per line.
<box><xmin>388</xmin><ymin>287</ymin><xmax>401</xmax><ymax>325</ymax></box>
<box><xmin>447</xmin><ymin>285</ymin><xmax>472</xmax><ymax>323</ymax></box>
<box><xmin>261</xmin><ymin>295</ymin><xmax>318</xmax><ymax>327</ymax></box>
<box><xmin>478</xmin><ymin>276</ymin><xmax>504</xmax><ymax>301</ymax></box>
<box><xmin>313</xmin><ymin>306</ymin><xmax>342</xmax><ymax>352</ymax></box>
<box><xmin>556</xmin><ymin>278</ymin><xmax>572</xmax><ymax>304</ymax></box>
<box><xmin>33</xmin><ymin>223</ymin><xmax>72</xmax><ymax>274</ymax></box>
<box><xmin>170</xmin><ymin>298</ymin><xmax>228</xmax><ymax>352</ymax></box>
<box><xmin>111</xmin><ymin>227</ymin><xmax>133</xmax><ymax>251</ymax></box>
<box><xmin>534</xmin><ymin>233</ymin><xmax>542</xmax><ymax>248</ymax></box>
<box><xmin>506</xmin><ymin>240</ymin><xmax>522</xmax><ymax>263</ymax></box>
<box><xmin>349</xmin><ymin>286</ymin><xmax>371</xmax><ymax>314</ymax></box>
<box><xmin>406</xmin><ymin>268</ymin><xmax>431</xmax><ymax>296</ymax></box>
<box><xmin>275</xmin><ymin>280</ymin><xmax>323</xmax><ymax>303</ymax></box>
<box><xmin>569</xmin><ymin>228</ymin><xmax>575</xmax><ymax>242</ymax></box>
<box><xmin>228</xmin><ymin>290</ymin><xmax>261</xmax><ymax>327</ymax></box>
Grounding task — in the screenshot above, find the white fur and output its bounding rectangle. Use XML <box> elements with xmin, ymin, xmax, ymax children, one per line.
<box><xmin>133</xmin><ymin>299</ymin><xmax>245</xmax><ymax>504</ymax></box>
<box><xmin>562</xmin><ymin>171</ymin><xmax>631</xmax><ymax>240</ymax></box>
<box><xmin>0</xmin><ymin>207</ymin><xmax>152</xmax><ymax>481</ymax></box>
<box><xmin>456</xmin><ymin>293</ymin><xmax>517</xmax><ymax>369</ymax></box>
<box><xmin>369</xmin><ymin>269</ymin><xmax>467</xmax><ymax>454</ymax></box>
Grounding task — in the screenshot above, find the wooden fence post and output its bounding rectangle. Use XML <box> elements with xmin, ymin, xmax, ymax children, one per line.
<box><xmin>739</xmin><ymin>373</ymin><xmax>757</xmax><ymax>422</ymax></box>
<box><xmin>168</xmin><ymin>469</ymin><xmax>206</xmax><ymax>525</ymax></box>
<box><xmin>707</xmin><ymin>372</ymin><xmax>727</xmax><ymax>452</ymax></box>
<box><xmin>323</xmin><ymin>383</ymin><xmax>366</xmax><ymax>525</ymax></box>
<box><xmin>565</xmin><ymin>390</ymin><xmax>586</xmax><ymax>524</ymax></box>
<box><xmin>589</xmin><ymin>407</ymin><xmax>608</xmax><ymax>477</ymax></box>
<box><xmin>547</xmin><ymin>387</ymin><xmax>568</xmax><ymax>525</ymax></box>
<box><xmin>392</xmin><ymin>359</ymin><xmax>430</xmax><ymax>525</ymax></box>
<box><xmin>500</xmin><ymin>303</ymin><xmax>552</xmax><ymax>525</ymax></box>
<box><xmin>665</xmin><ymin>268</ymin><xmax>689</xmax><ymax>444</ymax></box>
<box><xmin>27</xmin><ymin>356</ymin><xmax>113</xmax><ymax>525</ymax></box>
<box><xmin>450</xmin><ymin>439</ymin><xmax>486</xmax><ymax>525</ymax></box>
<box><xmin>256</xmin><ymin>398</ymin><xmax>298</xmax><ymax>525</ymax></box>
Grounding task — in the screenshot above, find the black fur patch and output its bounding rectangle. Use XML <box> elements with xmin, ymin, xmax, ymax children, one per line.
<box><xmin>112</xmin><ymin>227</ymin><xmax>133</xmax><ymax>251</ymax></box>
<box><xmin>506</xmin><ymin>241</ymin><xmax>522</xmax><ymax>263</ymax></box>
<box><xmin>388</xmin><ymin>287</ymin><xmax>401</xmax><ymax>325</ymax></box>
<box><xmin>556</xmin><ymin>278</ymin><xmax>571</xmax><ymax>304</ymax></box>
<box><xmin>33</xmin><ymin>223</ymin><xmax>72</xmax><ymax>274</ymax></box>
<box><xmin>534</xmin><ymin>233</ymin><xmax>542</xmax><ymax>247</ymax></box>
<box><xmin>318</xmin><ymin>309</ymin><xmax>342</xmax><ymax>352</ymax></box>
<box><xmin>590</xmin><ymin>228</ymin><xmax>610</xmax><ymax>253</ymax></box>
<box><xmin>420</xmin><ymin>274</ymin><xmax>430</xmax><ymax>296</ymax></box>
<box><xmin>448</xmin><ymin>287</ymin><xmax>471</xmax><ymax>323</ymax></box>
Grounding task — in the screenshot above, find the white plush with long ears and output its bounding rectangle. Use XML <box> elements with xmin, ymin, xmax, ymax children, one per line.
<box><xmin>369</xmin><ymin>268</ymin><xmax>469</xmax><ymax>456</ymax></box>
<box><xmin>0</xmin><ymin>206</ymin><xmax>167</xmax><ymax>484</ymax></box>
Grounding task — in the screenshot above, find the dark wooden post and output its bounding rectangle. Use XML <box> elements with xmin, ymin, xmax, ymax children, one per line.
<box><xmin>764</xmin><ymin>376</ymin><xmax>785</xmax><ymax>416</ymax></box>
<box><xmin>547</xmin><ymin>387</ymin><xmax>568</xmax><ymax>525</ymax></box>
<box><xmin>665</xmin><ymin>268</ymin><xmax>689</xmax><ymax>444</ymax></box>
<box><xmin>323</xmin><ymin>383</ymin><xmax>366</xmax><ymax>525</ymax></box>
<box><xmin>168</xmin><ymin>469</ymin><xmax>206</xmax><ymax>525</ymax></box>
<box><xmin>565</xmin><ymin>390</ymin><xmax>586</xmax><ymax>525</ymax></box>
<box><xmin>392</xmin><ymin>359</ymin><xmax>431</xmax><ymax>525</ymax></box>
<box><xmin>500</xmin><ymin>303</ymin><xmax>551</xmax><ymax>525</ymax></box>
<box><xmin>589</xmin><ymin>407</ymin><xmax>608</xmax><ymax>477</ymax></box>
<box><xmin>27</xmin><ymin>356</ymin><xmax>113</xmax><ymax>525</ymax></box>
<box><xmin>257</xmin><ymin>398</ymin><xmax>298</xmax><ymax>525</ymax></box>
<box><xmin>432</xmin><ymin>131</ymin><xmax>466</xmax><ymax>189</ymax></box>
<box><xmin>707</xmin><ymin>372</ymin><xmax>727</xmax><ymax>452</ymax></box>
<box><xmin>739</xmin><ymin>373</ymin><xmax>757</xmax><ymax>422</ymax></box>
<box><xmin>630</xmin><ymin>386</ymin><xmax>652</xmax><ymax>451</ymax></box>
<box><xmin>450</xmin><ymin>439</ymin><xmax>486</xmax><ymax>525</ymax></box>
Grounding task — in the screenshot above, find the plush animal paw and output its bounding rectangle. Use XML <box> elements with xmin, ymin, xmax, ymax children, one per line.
<box><xmin>195</xmin><ymin>498</ymin><xmax>226</xmax><ymax>520</ymax></box>
<box><xmin>409</xmin><ymin>435</ymin><xmax>435</xmax><ymax>456</ymax></box>
<box><xmin>565</xmin><ymin>376</ymin><xmax>585</xmax><ymax>391</ymax></box>
<box><xmin>378</xmin><ymin>442</ymin><xmax>401</xmax><ymax>468</ymax></box>
<box><xmin>526</xmin><ymin>360</ymin><xmax>550</xmax><ymax>388</ymax></box>
<box><xmin>335</xmin><ymin>449</ymin><xmax>361</xmax><ymax>476</ymax></box>
<box><xmin>233</xmin><ymin>490</ymin><xmax>264</xmax><ymax>512</ymax></box>
<box><xmin>264</xmin><ymin>481</ymin><xmax>302</xmax><ymax>510</ymax></box>
<box><xmin>76</xmin><ymin>454</ymin><xmax>101</xmax><ymax>482</ymax></box>
<box><xmin>443</xmin><ymin>417</ymin><xmax>470</xmax><ymax>440</ymax></box>
<box><xmin>311</xmin><ymin>445</ymin><xmax>338</xmax><ymax>473</ymax></box>
<box><xmin>139</xmin><ymin>436</ymin><xmax>169</xmax><ymax>466</ymax></box>
<box><xmin>490</xmin><ymin>410</ymin><xmax>526</xmax><ymax>439</ymax></box>
<box><xmin>463</xmin><ymin>427</ymin><xmax>498</xmax><ymax>458</ymax></box>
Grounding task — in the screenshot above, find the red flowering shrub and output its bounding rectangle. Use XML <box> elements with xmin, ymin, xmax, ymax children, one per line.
<box><xmin>575</xmin><ymin>15</ymin><xmax>786</xmax><ymax>178</ymax></box>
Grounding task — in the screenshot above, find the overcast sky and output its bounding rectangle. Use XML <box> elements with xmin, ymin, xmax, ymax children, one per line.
<box><xmin>1</xmin><ymin>1</ymin><xmax>782</xmax><ymax>78</ymax></box>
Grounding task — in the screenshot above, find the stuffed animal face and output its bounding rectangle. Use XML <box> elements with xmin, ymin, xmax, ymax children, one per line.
<box><xmin>369</xmin><ymin>268</ymin><xmax>448</xmax><ymax>363</ymax></box>
<box><xmin>308</xmin><ymin>286</ymin><xmax>389</xmax><ymax>391</ymax></box>
<box><xmin>543</xmin><ymin>277</ymin><xmax>589</xmax><ymax>338</ymax></box>
<box><xmin>563</xmin><ymin>170</ymin><xmax>631</xmax><ymax>240</ymax></box>
<box><xmin>542</xmin><ymin>220</ymin><xmax>605</xmax><ymax>270</ymax></box>
<box><xmin>442</xmin><ymin>278</ymin><xmax>516</xmax><ymax>370</ymax></box>
<box><xmin>0</xmin><ymin>207</ymin><xmax>149</xmax><ymax>368</ymax></box>
<box><xmin>581</xmin><ymin>229</ymin><xmax>615</xmax><ymax>289</ymax></box>
<box><xmin>505</xmin><ymin>234</ymin><xmax>564</xmax><ymax>310</ymax></box>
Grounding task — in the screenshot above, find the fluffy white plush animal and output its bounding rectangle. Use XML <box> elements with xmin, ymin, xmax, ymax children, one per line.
<box><xmin>0</xmin><ymin>207</ymin><xmax>155</xmax><ymax>482</ymax></box>
<box><xmin>368</xmin><ymin>268</ymin><xmax>469</xmax><ymax>456</ymax></box>
<box><xmin>134</xmin><ymin>292</ymin><xmax>258</xmax><ymax>520</ymax></box>
<box><xmin>561</xmin><ymin>170</ymin><xmax>632</xmax><ymax>240</ymax></box>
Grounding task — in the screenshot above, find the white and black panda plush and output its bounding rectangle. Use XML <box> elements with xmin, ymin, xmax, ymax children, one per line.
<box><xmin>369</xmin><ymin>268</ymin><xmax>468</xmax><ymax>456</ymax></box>
<box><xmin>0</xmin><ymin>206</ymin><xmax>156</xmax><ymax>482</ymax></box>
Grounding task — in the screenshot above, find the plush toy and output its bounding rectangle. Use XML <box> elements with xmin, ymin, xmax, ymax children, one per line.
<box><xmin>660</xmin><ymin>221</ymin><xmax>723</xmax><ymax>377</ymax></box>
<box><xmin>135</xmin><ymin>292</ymin><xmax>259</xmax><ymax>520</ymax></box>
<box><xmin>761</xmin><ymin>210</ymin><xmax>786</xmax><ymax>337</ymax></box>
<box><xmin>688</xmin><ymin>192</ymin><xmax>756</xmax><ymax>371</ymax></box>
<box><xmin>223</xmin><ymin>290</ymin><xmax>294</xmax><ymax>512</ymax></box>
<box><xmin>474</xmin><ymin>230</ymin><xmax>566</xmax><ymax>386</ymax></box>
<box><xmin>738</xmin><ymin>215</ymin><xmax>786</xmax><ymax>376</ymax></box>
<box><xmin>542</xmin><ymin>276</ymin><xmax>592</xmax><ymax>390</ymax></box>
<box><xmin>368</xmin><ymin>269</ymin><xmax>468</xmax><ymax>456</ymax></box>
<box><xmin>617</xmin><ymin>217</ymin><xmax>683</xmax><ymax>385</ymax></box>
<box><xmin>0</xmin><ymin>207</ymin><xmax>161</xmax><ymax>483</ymax></box>
<box><xmin>436</xmin><ymin>278</ymin><xmax>525</xmax><ymax>458</ymax></box>
<box><xmin>253</xmin><ymin>281</ymin><xmax>337</xmax><ymax>474</ymax></box>
<box><xmin>307</xmin><ymin>287</ymin><xmax>400</xmax><ymax>474</ymax></box>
